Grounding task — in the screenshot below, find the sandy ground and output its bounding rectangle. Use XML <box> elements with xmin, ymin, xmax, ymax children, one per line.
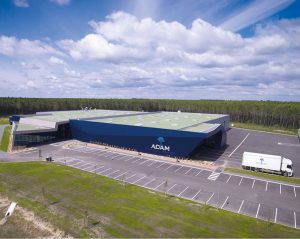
<box><xmin>0</xmin><ymin>196</ymin><xmax>69</xmax><ymax>238</ymax></box>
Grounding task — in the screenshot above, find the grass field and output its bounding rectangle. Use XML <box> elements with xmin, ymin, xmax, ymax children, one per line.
<box><xmin>225</xmin><ymin>168</ymin><xmax>300</xmax><ymax>185</ymax></box>
<box><xmin>0</xmin><ymin>117</ymin><xmax>9</xmax><ymax>125</ymax></box>
<box><xmin>0</xmin><ymin>162</ymin><xmax>299</xmax><ymax>238</ymax></box>
<box><xmin>232</xmin><ymin>122</ymin><xmax>298</xmax><ymax>135</ymax></box>
<box><xmin>0</xmin><ymin>125</ymin><xmax>11</xmax><ymax>152</ymax></box>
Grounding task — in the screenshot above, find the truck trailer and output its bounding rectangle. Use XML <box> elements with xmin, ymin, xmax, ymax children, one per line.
<box><xmin>242</xmin><ymin>152</ymin><xmax>293</xmax><ymax>177</ymax></box>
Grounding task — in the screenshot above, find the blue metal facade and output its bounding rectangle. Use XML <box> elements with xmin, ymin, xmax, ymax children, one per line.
<box><xmin>70</xmin><ymin>119</ymin><xmax>225</xmax><ymax>157</ymax></box>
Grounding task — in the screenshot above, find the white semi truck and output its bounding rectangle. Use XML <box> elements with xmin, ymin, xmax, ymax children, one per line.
<box><xmin>242</xmin><ymin>152</ymin><xmax>293</xmax><ymax>177</ymax></box>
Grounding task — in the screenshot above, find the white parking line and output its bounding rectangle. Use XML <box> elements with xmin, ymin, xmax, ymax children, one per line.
<box><xmin>167</xmin><ymin>184</ymin><xmax>177</xmax><ymax>193</ymax></box>
<box><xmin>116</xmin><ymin>155</ymin><xmax>129</xmax><ymax>160</ymax></box>
<box><xmin>107</xmin><ymin>170</ymin><xmax>120</xmax><ymax>176</ymax></box>
<box><xmin>226</xmin><ymin>175</ymin><xmax>232</xmax><ymax>183</ymax></box>
<box><xmin>114</xmin><ymin>171</ymin><xmax>128</xmax><ymax>179</ymax></box>
<box><xmin>229</xmin><ymin>133</ymin><xmax>250</xmax><ymax>157</ymax></box>
<box><xmin>132</xmin><ymin>176</ymin><xmax>146</xmax><ymax>184</ymax></box>
<box><xmin>195</xmin><ymin>170</ymin><xmax>203</xmax><ymax>176</ymax></box>
<box><xmin>294</xmin><ymin>187</ymin><xmax>297</xmax><ymax>197</ymax></box>
<box><xmin>98</xmin><ymin>168</ymin><xmax>112</xmax><ymax>174</ymax></box>
<box><xmin>206</xmin><ymin>193</ymin><xmax>215</xmax><ymax>204</ymax></box>
<box><xmin>147</xmin><ymin>161</ymin><xmax>156</xmax><ymax>166</ymax></box>
<box><xmin>110</xmin><ymin>155</ymin><xmax>122</xmax><ymax>160</ymax></box>
<box><xmin>143</xmin><ymin>178</ymin><xmax>156</xmax><ymax>186</ymax></box>
<box><xmin>131</xmin><ymin>158</ymin><xmax>141</xmax><ymax>163</ymax></box>
<box><xmin>92</xmin><ymin>165</ymin><xmax>105</xmax><ymax>172</ymax></box>
<box><xmin>163</xmin><ymin>164</ymin><xmax>174</xmax><ymax>171</ymax></box>
<box><xmin>238</xmin><ymin>200</ymin><xmax>244</xmax><ymax>213</ymax></box>
<box><xmin>255</xmin><ymin>203</ymin><xmax>260</xmax><ymax>218</ymax></box>
<box><xmin>125</xmin><ymin>174</ymin><xmax>137</xmax><ymax>181</ymax></box>
<box><xmin>139</xmin><ymin>159</ymin><xmax>150</xmax><ymax>165</ymax></box>
<box><xmin>156</xmin><ymin>162</ymin><xmax>165</xmax><ymax>168</ymax></box>
<box><xmin>178</xmin><ymin>186</ymin><xmax>189</xmax><ymax>197</ymax></box>
<box><xmin>294</xmin><ymin>211</ymin><xmax>297</xmax><ymax>229</ymax></box>
<box><xmin>175</xmin><ymin>166</ymin><xmax>183</xmax><ymax>172</ymax></box>
<box><xmin>82</xmin><ymin>164</ymin><xmax>94</xmax><ymax>170</ymax></box>
<box><xmin>124</xmin><ymin>157</ymin><xmax>134</xmax><ymax>162</ymax></box>
<box><xmin>192</xmin><ymin>189</ymin><xmax>202</xmax><ymax>200</ymax></box>
<box><xmin>221</xmin><ymin>196</ymin><xmax>229</xmax><ymax>209</ymax></box>
<box><xmin>252</xmin><ymin>179</ymin><xmax>256</xmax><ymax>189</ymax></box>
<box><xmin>71</xmin><ymin>161</ymin><xmax>85</xmax><ymax>167</ymax></box>
<box><xmin>184</xmin><ymin>168</ymin><xmax>192</xmax><ymax>175</ymax></box>
<box><xmin>154</xmin><ymin>181</ymin><xmax>166</xmax><ymax>190</ymax></box>
<box><xmin>275</xmin><ymin>208</ymin><xmax>278</xmax><ymax>223</ymax></box>
<box><xmin>265</xmin><ymin>182</ymin><xmax>268</xmax><ymax>191</ymax></box>
<box><xmin>280</xmin><ymin>184</ymin><xmax>282</xmax><ymax>194</ymax></box>
<box><xmin>238</xmin><ymin>177</ymin><xmax>243</xmax><ymax>186</ymax></box>
<box><xmin>72</xmin><ymin>161</ymin><xmax>85</xmax><ymax>168</ymax></box>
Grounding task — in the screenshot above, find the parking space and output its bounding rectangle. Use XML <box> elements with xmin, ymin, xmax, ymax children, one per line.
<box><xmin>222</xmin><ymin>196</ymin><xmax>244</xmax><ymax>213</ymax></box>
<box><xmin>266</xmin><ymin>182</ymin><xmax>280</xmax><ymax>194</ymax></box>
<box><xmin>215</xmin><ymin>173</ymin><xmax>230</xmax><ymax>183</ymax></box>
<box><xmin>276</xmin><ymin>207</ymin><xmax>296</xmax><ymax>228</ymax></box>
<box><xmin>252</xmin><ymin>180</ymin><xmax>267</xmax><ymax>192</ymax></box>
<box><xmin>257</xmin><ymin>204</ymin><xmax>275</xmax><ymax>222</ymax></box>
<box><xmin>239</xmin><ymin>177</ymin><xmax>254</xmax><ymax>188</ymax></box>
<box><xmin>164</xmin><ymin>184</ymin><xmax>187</xmax><ymax>196</ymax></box>
<box><xmin>194</xmin><ymin>190</ymin><xmax>214</xmax><ymax>204</ymax></box>
<box><xmin>240</xmin><ymin>200</ymin><xmax>259</xmax><ymax>218</ymax></box>
<box><xmin>281</xmin><ymin>185</ymin><xmax>296</xmax><ymax>198</ymax></box>
<box><xmin>226</xmin><ymin>175</ymin><xmax>242</xmax><ymax>186</ymax></box>
<box><xmin>180</xmin><ymin>187</ymin><xmax>199</xmax><ymax>199</ymax></box>
<box><xmin>196</xmin><ymin>170</ymin><xmax>211</xmax><ymax>178</ymax></box>
<box><xmin>206</xmin><ymin>193</ymin><xmax>228</xmax><ymax>208</ymax></box>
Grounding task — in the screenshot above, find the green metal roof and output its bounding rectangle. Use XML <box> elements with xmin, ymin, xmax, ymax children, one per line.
<box><xmin>15</xmin><ymin>110</ymin><xmax>228</xmax><ymax>133</ymax></box>
<box><xmin>88</xmin><ymin>112</ymin><xmax>226</xmax><ymax>132</ymax></box>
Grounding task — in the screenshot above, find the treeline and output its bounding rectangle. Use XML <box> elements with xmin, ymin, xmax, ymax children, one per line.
<box><xmin>0</xmin><ymin>97</ymin><xmax>299</xmax><ymax>129</ymax></box>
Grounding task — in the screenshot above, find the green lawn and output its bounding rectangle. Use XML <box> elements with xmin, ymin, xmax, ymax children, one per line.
<box><xmin>0</xmin><ymin>125</ymin><xmax>11</xmax><ymax>152</ymax></box>
<box><xmin>0</xmin><ymin>162</ymin><xmax>299</xmax><ymax>238</ymax></box>
<box><xmin>232</xmin><ymin>122</ymin><xmax>298</xmax><ymax>136</ymax></box>
<box><xmin>0</xmin><ymin>117</ymin><xmax>9</xmax><ymax>125</ymax></box>
<box><xmin>225</xmin><ymin>168</ymin><xmax>300</xmax><ymax>185</ymax></box>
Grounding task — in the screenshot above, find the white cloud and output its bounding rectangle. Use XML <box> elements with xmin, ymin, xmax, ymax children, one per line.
<box><xmin>49</xmin><ymin>0</ymin><xmax>71</xmax><ymax>5</ymax></box>
<box><xmin>13</xmin><ymin>0</ymin><xmax>29</xmax><ymax>8</ymax></box>
<box><xmin>48</xmin><ymin>56</ymin><xmax>66</xmax><ymax>65</ymax></box>
<box><xmin>1</xmin><ymin>12</ymin><xmax>299</xmax><ymax>101</ymax></box>
<box><xmin>0</xmin><ymin>36</ymin><xmax>60</xmax><ymax>57</ymax></box>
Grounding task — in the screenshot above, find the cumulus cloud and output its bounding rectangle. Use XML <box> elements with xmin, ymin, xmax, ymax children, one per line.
<box><xmin>13</xmin><ymin>0</ymin><xmax>29</xmax><ymax>8</ymax></box>
<box><xmin>1</xmin><ymin>12</ymin><xmax>300</xmax><ymax>100</ymax></box>
<box><xmin>55</xmin><ymin>12</ymin><xmax>300</xmax><ymax>100</ymax></box>
<box><xmin>0</xmin><ymin>36</ymin><xmax>60</xmax><ymax>57</ymax></box>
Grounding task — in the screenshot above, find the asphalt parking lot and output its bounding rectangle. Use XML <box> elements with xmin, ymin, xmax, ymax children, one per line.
<box><xmin>194</xmin><ymin>128</ymin><xmax>300</xmax><ymax>177</ymax></box>
<box><xmin>2</xmin><ymin>128</ymin><xmax>300</xmax><ymax>229</ymax></box>
<box><xmin>33</xmin><ymin>141</ymin><xmax>299</xmax><ymax>229</ymax></box>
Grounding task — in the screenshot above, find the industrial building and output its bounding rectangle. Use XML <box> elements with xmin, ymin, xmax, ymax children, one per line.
<box><xmin>10</xmin><ymin>109</ymin><xmax>230</xmax><ymax>157</ymax></box>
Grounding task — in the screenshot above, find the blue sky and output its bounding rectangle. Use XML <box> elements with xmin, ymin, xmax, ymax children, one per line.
<box><xmin>0</xmin><ymin>0</ymin><xmax>299</xmax><ymax>101</ymax></box>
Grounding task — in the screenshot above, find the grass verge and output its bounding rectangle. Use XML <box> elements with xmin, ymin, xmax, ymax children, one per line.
<box><xmin>225</xmin><ymin>168</ymin><xmax>300</xmax><ymax>185</ymax></box>
<box><xmin>0</xmin><ymin>117</ymin><xmax>9</xmax><ymax>125</ymax></box>
<box><xmin>232</xmin><ymin>122</ymin><xmax>298</xmax><ymax>136</ymax></box>
<box><xmin>0</xmin><ymin>125</ymin><xmax>11</xmax><ymax>152</ymax></box>
<box><xmin>0</xmin><ymin>162</ymin><xmax>299</xmax><ymax>238</ymax></box>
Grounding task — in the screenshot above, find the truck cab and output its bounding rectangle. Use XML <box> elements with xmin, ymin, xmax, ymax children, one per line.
<box><xmin>282</xmin><ymin>158</ymin><xmax>293</xmax><ymax>177</ymax></box>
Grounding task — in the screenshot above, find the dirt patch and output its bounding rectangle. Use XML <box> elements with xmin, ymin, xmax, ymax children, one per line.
<box><xmin>0</xmin><ymin>196</ymin><xmax>70</xmax><ymax>238</ymax></box>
